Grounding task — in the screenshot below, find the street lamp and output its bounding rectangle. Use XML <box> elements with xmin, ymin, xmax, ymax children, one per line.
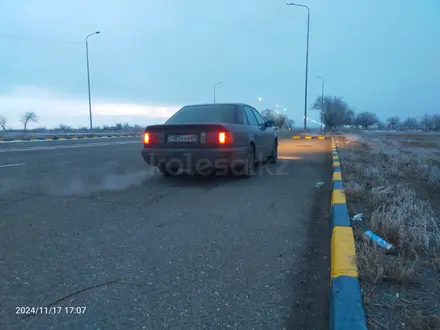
<box><xmin>214</xmin><ymin>82</ymin><xmax>222</xmax><ymax>103</ymax></box>
<box><xmin>86</xmin><ymin>31</ymin><xmax>100</xmax><ymax>131</ymax></box>
<box><xmin>286</xmin><ymin>3</ymin><xmax>310</xmax><ymax>132</ymax></box>
<box><xmin>258</xmin><ymin>97</ymin><xmax>263</xmax><ymax>102</ymax></box>
<box><xmin>316</xmin><ymin>76</ymin><xmax>325</xmax><ymax>132</ymax></box>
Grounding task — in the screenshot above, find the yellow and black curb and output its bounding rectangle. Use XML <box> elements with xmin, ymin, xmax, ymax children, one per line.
<box><xmin>0</xmin><ymin>133</ymin><xmax>141</xmax><ymax>143</ymax></box>
<box><xmin>329</xmin><ymin>137</ymin><xmax>367</xmax><ymax>330</ymax></box>
<box><xmin>292</xmin><ymin>135</ymin><xmax>329</xmax><ymax>140</ymax></box>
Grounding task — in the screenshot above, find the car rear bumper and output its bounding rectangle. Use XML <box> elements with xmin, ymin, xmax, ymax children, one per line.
<box><xmin>141</xmin><ymin>146</ymin><xmax>248</xmax><ymax>170</ymax></box>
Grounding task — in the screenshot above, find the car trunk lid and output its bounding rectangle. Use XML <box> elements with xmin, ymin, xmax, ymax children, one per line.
<box><xmin>144</xmin><ymin>123</ymin><xmax>231</xmax><ymax>148</ymax></box>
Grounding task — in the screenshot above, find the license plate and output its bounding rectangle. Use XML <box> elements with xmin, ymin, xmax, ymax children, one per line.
<box><xmin>167</xmin><ymin>134</ymin><xmax>198</xmax><ymax>142</ymax></box>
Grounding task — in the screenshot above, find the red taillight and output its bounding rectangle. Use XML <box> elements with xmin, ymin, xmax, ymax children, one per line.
<box><xmin>202</xmin><ymin>131</ymin><xmax>233</xmax><ymax>145</ymax></box>
<box><xmin>218</xmin><ymin>132</ymin><xmax>227</xmax><ymax>144</ymax></box>
<box><xmin>144</xmin><ymin>132</ymin><xmax>161</xmax><ymax>144</ymax></box>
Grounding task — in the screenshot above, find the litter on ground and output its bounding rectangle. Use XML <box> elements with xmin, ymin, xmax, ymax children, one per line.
<box><xmin>352</xmin><ymin>213</ymin><xmax>363</xmax><ymax>221</ymax></box>
<box><xmin>364</xmin><ymin>230</ymin><xmax>393</xmax><ymax>250</ymax></box>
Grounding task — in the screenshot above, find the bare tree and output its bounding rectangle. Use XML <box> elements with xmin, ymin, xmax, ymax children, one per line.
<box><xmin>387</xmin><ymin>116</ymin><xmax>400</xmax><ymax>130</ymax></box>
<box><xmin>58</xmin><ymin>124</ymin><xmax>71</xmax><ymax>132</ymax></box>
<box><xmin>431</xmin><ymin>114</ymin><xmax>440</xmax><ymax>131</ymax></box>
<box><xmin>376</xmin><ymin>120</ymin><xmax>387</xmax><ymax>130</ymax></box>
<box><xmin>0</xmin><ymin>115</ymin><xmax>7</xmax><ymax>133</ymax></box>
<box><xmin>402</xmin><ymin>117</ymin><xmax>418</xmax><ymax>130</ymax></box>
<box><xmin>261</xmin><ymin>109</ymin><xmax>277</xmax><ymax>121</ymax></box>
<box><xmin>287</xmin><ymin>119</ymin><xmax>295</xmax><ymax>129</ymax></box>
<box><xmin>421</xmin><ymin>113</ymin><xmax>431</xmax><ymax>132</ymax></box>
<box><xmin>312</xmin><ymin>96</ymin><xmax>353</xmax><ymax>130</ymax></box>
<box><xmin>344</xmin><ymin>109</ymin><xmax>356</xmax><ymax>128</ymax></box>
<box><xmin>261</xmin><ymin>109</ymin><xmax>288</xmax><ymax>128</ymax></box>
<box><xmin>20</xmin><ymin>112</ymin><xmax>39</xmax><ymax>133</ymax></box>
<box><xmin>355</xmin><ymin>112</ymin><xmax>378</xmax><ymax>129</ymax></box>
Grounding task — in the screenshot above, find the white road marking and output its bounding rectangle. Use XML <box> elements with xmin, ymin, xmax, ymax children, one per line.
<box><xmin>0</xmin><ymin>163</ymin><xmax>26</xmax><ymax>168</ymax></box>
<box><xmin>0</xmin><ymin>140</ymin><xmax>141</xmax><ymax>153</ymax></box>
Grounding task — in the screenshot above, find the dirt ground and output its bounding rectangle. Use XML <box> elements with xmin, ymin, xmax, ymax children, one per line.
<box><xmin>335</xmin><ymin>131</ymin><xmax>440</xmax><ymax>330</ymax></box>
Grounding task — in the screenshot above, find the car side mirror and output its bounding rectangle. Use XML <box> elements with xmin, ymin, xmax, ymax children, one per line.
<box><xmin>266</xmin><ymin>120</ymin><xmax>275</xmax><ymax>127</ymax></box>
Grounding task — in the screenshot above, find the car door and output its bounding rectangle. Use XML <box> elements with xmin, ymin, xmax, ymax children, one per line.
<box><xmin>251</xmin><ymin>107</ymin><xmax>272</xmax><ymax>157</ymax></box>
<box><xmin>242</xmin><ymin>105</ymin><xmax>265</xmax><ymax>162</ymax></box>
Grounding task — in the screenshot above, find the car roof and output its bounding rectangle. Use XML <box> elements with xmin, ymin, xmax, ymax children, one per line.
<box><xmin>183</xmin><ymin>103</ymin><xmax>252</xmax><ymax>108</ymax></box>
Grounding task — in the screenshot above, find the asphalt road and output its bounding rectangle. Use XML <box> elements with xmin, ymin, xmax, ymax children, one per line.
<box><xmin>0</xmin><ymin>137</ymin><xmax>331</xmax><ymax>330</ymax></box>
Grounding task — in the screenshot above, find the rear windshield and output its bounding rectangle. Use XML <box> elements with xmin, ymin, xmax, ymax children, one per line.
<box><xmin>165</xmin><ymin>105</ymin><xmax>237</xmax><ymax>124</ymax></box>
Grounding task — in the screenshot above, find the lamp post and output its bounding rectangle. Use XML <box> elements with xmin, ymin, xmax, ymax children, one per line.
<box><xmin>86</xmin><ymin>31</ymin><xmax>100</xmax><ymax>131</ymax></box>
<box><xmin>286</xmin><ymin>3</ymin><xmax>310</xmax><ymax>132</ymax></box>
<box><xmin>316</xmin><ymin>76</ymin><xmax>325</xmax><ymax>132</ymax></box>
<box><xmin>214</xmin><ymin>82</ymin><xmax>222</xmax><ymax>103</ymax></box>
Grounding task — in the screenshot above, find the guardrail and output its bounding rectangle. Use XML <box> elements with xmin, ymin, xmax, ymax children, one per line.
<box><xmin>292</xmin><ymin>135</ymin><xmax>330</xmax><ymax>140</ymax></box>
<box><xmin>0</xmin><ymin>132</ymin><xmax>330</xmax><ymax>142</ymax></box>
<box><xmin>0</xmin><ymin>133</ymin><xmax>141</xmax><ymax>143</ymax></box>
<box><xmin>329</xmin><ymin>137</ymin><xmax>367</xmax><ymax>330</ymax></box>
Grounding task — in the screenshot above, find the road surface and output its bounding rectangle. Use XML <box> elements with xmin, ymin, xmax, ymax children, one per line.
<box><xmin>0</xmin><ymin>136</ymin><xmax>331</xmax><ymax>330</ymax></box>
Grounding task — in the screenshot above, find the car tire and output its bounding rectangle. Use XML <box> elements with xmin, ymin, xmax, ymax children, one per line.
<box><xmin>240</xmin><ymin>147</ymin><xmax>256</xmax><ymax>178</ymax></box>
<box><xmin>269</xmin><ymin>141</ymin><xmax>278</xmax><ymax>164</ymax></box>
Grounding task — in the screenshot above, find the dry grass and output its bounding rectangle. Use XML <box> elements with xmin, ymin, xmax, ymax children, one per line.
<box><xmin>406</xmin><ymin>311</ymin><xmax>440</xmax><ymax>330</ymax></box>
<box><xmin>402</xmin><ymin>140</ymin><xmax>440</xmax><ymax>148</ymax></box>
<box><xmin>336</xmin><ymin>133</ymin><xmax>440</xmax><ymax>329</ymax></box>
<box><xmin>356</xmin><ymin>239</ymin><xmax>416</xmax><ymax>285</ymax></box>
<box><xmin>369</xmin><ymin>187</ymin><xmax>438</xmax><ymax>255</ymax></box>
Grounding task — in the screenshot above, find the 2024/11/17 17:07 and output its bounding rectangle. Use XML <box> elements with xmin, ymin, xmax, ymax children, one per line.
<box><xmin>16</xmin><ymin>306</ymin><xmax>87</xmax><ymax>315</ymax></box>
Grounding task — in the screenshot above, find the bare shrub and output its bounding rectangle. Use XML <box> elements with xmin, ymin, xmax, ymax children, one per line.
<box><xmin>407</xmin><ymin>311</ymin><xmax>440</xmax><ymax>329</ymax></box>
<box><xmin>370</xmin><ymin>185</ymin><xmax>438</xmax><ymax>255</ymax></box>
<box><xmin>370</xmin><ymin>186</ymin><xmax>395</xmax><ymax>208</ymax></box>
<box><xmin>432</xmin><ymin>254</ymin><xmax>440</xmax><ymax>272</ymax></box>
<box><xmin>356</xmin><ymin>240</ymin><xmax>416</xmax><ymax>284</ymax></box>
<box><xmin>422</xmin><ymin>164</ymin><xmax>440</xmax><ymax>186</ymax></box>
<box><xmin>345</xmin><ymin>180</ymin><xmax>365</xmax><ymax>198</ymax></box>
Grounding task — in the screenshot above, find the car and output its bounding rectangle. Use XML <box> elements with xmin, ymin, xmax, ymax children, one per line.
<box><xmin>141</xmin><ymin>103</ymin><xmax>278</xmax><ymax>178</ymax></box>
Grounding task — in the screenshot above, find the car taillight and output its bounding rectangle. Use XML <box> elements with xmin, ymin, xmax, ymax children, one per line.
<box><xmin>218</xmin><ymin>132</ymin><xmax>227</xmax><ymax>144</ymax></box>
<box><xmin>201</xmin><ymin>131</ymin><xmax>233</xmax><ymax>145</ymax></box>
<box><xmin>144</xmin><ymin>132</ymin><xmax>161</xmax><ymax>144</ymax></box>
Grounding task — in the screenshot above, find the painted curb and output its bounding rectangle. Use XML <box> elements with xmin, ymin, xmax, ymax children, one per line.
<box><xmin>329</xmin><ymin>137</ymin><xmax>368</xmax><ymax>330</ymax></box>
<box><xmin>0</xmin><ymin>134</ymin><xmax>141</xmax><ymax>143</ymax></box>
<box><xmin>292</xmin><ymin>135</ymin><xmax>330</xmax><ymax>140</ymax></box>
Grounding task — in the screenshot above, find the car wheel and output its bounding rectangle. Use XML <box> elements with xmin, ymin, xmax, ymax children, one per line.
<box><xmin>158</xmin><ymin>164</ymin><xmax>178</xmax><ymax>178</ymax></box>
<box><xmin>240</xmin><ymin>147</ymin><xmax>256</xmax><ymax>178</ymax></box>
<box><xmin>269</xmin><ymin>141</ymin><xmax>278</xmax><ymax>164</ymax></box>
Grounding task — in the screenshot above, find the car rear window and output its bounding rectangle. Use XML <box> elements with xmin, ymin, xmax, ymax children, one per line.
<box><xmin>165</xmin><ymin>105</ymin><xmax>237</xmax><ymax>124</ymax></box>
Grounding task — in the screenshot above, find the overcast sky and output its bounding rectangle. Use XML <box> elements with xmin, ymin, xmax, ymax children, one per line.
<box><xmin>0</xmin><ymin>0</ymin><xmax>439</xmax><ymax>129</ymax></box>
